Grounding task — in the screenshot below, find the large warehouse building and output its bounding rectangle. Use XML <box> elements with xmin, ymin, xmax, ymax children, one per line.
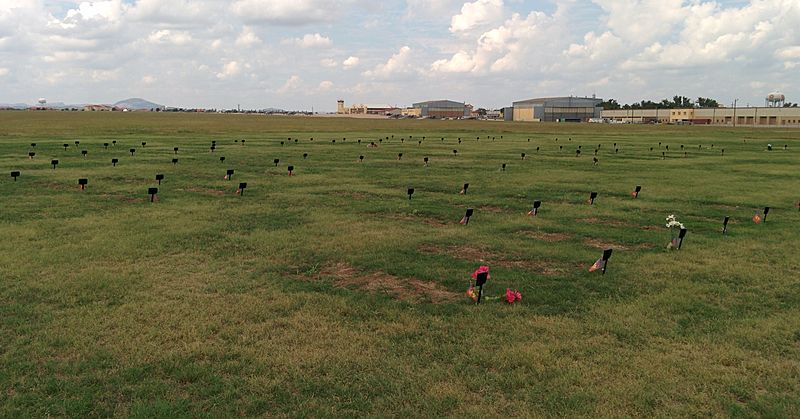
<box><xmin>512</xmin><ymin>96</ymin><xmax>603</xmax><ymax>122</ymax></box>
<box><xmin>412</xmin><ymin>100</ymin><xmax>470</xmax><ymax>118</ymax></box>
<box><xmin>602</xmin><ymin>107</ymin><xmax>800</xmax><ymax>126</ymax></box>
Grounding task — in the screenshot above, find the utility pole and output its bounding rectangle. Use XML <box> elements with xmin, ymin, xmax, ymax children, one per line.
<box><xmin>732</xmin><ymin>99</ymin><xmax>738</xmax><ymax>127</ymax></box>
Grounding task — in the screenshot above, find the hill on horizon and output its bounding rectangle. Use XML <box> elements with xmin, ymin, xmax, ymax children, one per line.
<box><xmin>114</xmin><ymin>98</ymin><xmax>164</xmax><ymax>110</ymax></box>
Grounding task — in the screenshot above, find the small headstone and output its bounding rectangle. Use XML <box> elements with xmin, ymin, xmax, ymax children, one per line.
<box><xmin>528</xmin><ymin>200</ymin><xmax>542</xmax><ymax>216</ymax></box>
<box><xmin>210</xmin><ymin>145</ymin><xmax>216</xmax><ymax>152</ymax></box>
<box><xmin>359</xmin><ymin>155</ymin><xmax>364</xmax><ymax>162</ymax></box>
<box><xmin>722</xmin><ymin>216</ymin><xmax>730</xmax><ymax>234</ymax></box>
<box><xmin>460</xmin><ymin>208</ymin><xmax>474</xmax><ymax>225</ymax></box>
<box><xmin>225</xmin><ymin>169</ymin><xmax>234</xmax><ymax>180</ymax></box>
<box><xmin>148</xmin><ymin>187</ymin><xmax>158</xmax><ymax>202</ymax></box>
<box><xmin>763</xmin><ymin>207</ymin><xmax>770</xmax><ymax>222</ymax></box>
<box><xmin>521</xmin><ymin>153</ymin><xmax>526</xmax><ymax>160</ymax></box>
<box><xmin>220</xmin><ymin>156</ymin><xmax>225</xmax><ymax>162</ymax></box>
<box><xmin>241</xmin><ymin>140</ymin><xmax>245</xmax><ymax>145</ymax></box>
<box><xmin>407</xmin><ymin>187</ymin><xmax>414</xmax><ymax>200</ymax></box>
<box><xmin>130</xmin><ymin>148</ymin><xmax>136</xmax><ymax>156</ymax></box>
<box><xmin>398</xmin><ymin>153</ymin><xmax>403</xmax><ymax>160</ymax></box>
<box><xmin>78</xmin><ymin>178</ymin><xmax>88</xmax><ymax>190</ymax></box>
<box><xmin>111</xmin><ymin>158</ymin><xmax>119</xmax><ymax>167</ymax></box>
<box><xmin>174</xmin><ymin>147</ymin><xmax>179</xmax><ymax>154</ymax></box>
<box><xmin>103</xmin><ymin>143</ymin><xmax>109</xmax><ymax>149</ymax></box>
<box><xmin>10</xmin><ymin>171</ymin><xmax>20</xmax><ymax>181</ymax></box>
<box><xmin>63</xmin><ymin>144</ymin><xmax>69</xmax><ymax>151</ymax></box>
<box><xmin>281</xmin><ymin>141</ymin><xmax>284</xmax><ymax>146</ymax></box>
<box><xmin>288</xmin><ymin>165</ymin><xmax>294</xmax><ymax>176</ymax></box>
<box><xmin>51</xmin><ymin>160</ymin><xmax>58</xmax><ymax>169</ymax></box>
<box><xmin>236</xmin><ymin>182</ymin><xmax>247</xmax><ymax>195</ymax></box>
<box><xmin>155</xmin><ymin>174</ymin><xmax>164</xmax><ymax>185</ymax></box>
<box><xmin>423</xmin><ymin>157</ymin><xmax>429</xmax><ymax>166</ymax></box>
<box><xmin>112</xmin><ymin>140</ymin><xmax>117</xmax><ymax>145</ymax></box>
<box><xmin>28</xmin><ymin>152</ymin><xmax>35</xmax><ymax>159</ymax></box>
<box><xmin>453</xmin><ymin>150</ymin><xmax>458</xmax><ymax>156</ymax></box>
<box><xmin>30</xmin><ymin>143</ymin><xmax>36</xmax><ymax>148</ymax></box>
<box><xmin>501</xmin><ymin>163</ymin><xmax>506</xmax><ymax>171</ymax></box>
<box><xmin>82</xmin><ymin>150</ymin><xmax>88</xmax><ymax>157</ymax></box>
<box><xmin>303</xmin><ymin>153</ymin><xmax>308</xmax><ymax>159</ymax></box>
<box><xmin>171</xmin><ymin>158</ymin><xmax>178</xmax><ymax>165</ymax></box>
<box><xmin>460</xmin><ymin>183</ymin><xmax>469</xmax><ymax>195</ymax></box>
<box><xmin>273</xmin><ymin>158</ymin><xmax>279</xmax><ymax>166</ymax></box>
<box><xmin>141</xmin><ymin>142</ymin><xmax>146</xmax><ymax>147</ymax></box>
<box><xmin>589</xmin><ymin>191</ymin><xmax>598</xmax><ymax>205</ymax></box>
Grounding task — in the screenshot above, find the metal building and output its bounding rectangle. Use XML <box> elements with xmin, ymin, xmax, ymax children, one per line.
<box><xmin>512</xmin><ymin>96</ymin><xmax>603</xmax><ymax>122</ymax></box>
<box><xmin>412</xmin><ymin>100</ymin><xmax>469</xmax><ymax>119</ymax></box>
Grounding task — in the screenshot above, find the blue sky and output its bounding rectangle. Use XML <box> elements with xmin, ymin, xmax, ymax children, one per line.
<box><xmin>1</xmin><ymin>0</ymin><xmax>798</xmax><ymax>110</ymax></box>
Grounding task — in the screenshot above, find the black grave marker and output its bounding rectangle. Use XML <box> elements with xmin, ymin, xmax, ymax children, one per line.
<box><xmin>141</xmin><ymin>142</ymin><xmax>146</xmax><ymax>147</ymax></box>
<box><xmin>78</xmin><ymin>178</ymin><xmax>88</xmax><ymax>190</ymax></box>
<box><xmin>460</xmin><ymin>208</ymin><xmax>474</xmax><ymax>225</ymax></box>
<box><xmin>677</xmin><ymin>228</ymin><xmax>687</xmax><ymax>249</ymax></box>
<box><xmin>274</xmin><ymin>158</ymin><xmax>280</xmax><ymax>166</ymax></box>
<box><xmin>236</xmin><ymin>182</ymin><xmax>247</xmax><ymax>195</ymax></box>
<box><xmin>130</xmin><ymin>148</ymin><xmax>136</xmax><ymax>156</ymax></box>
<box><xmin>103</xmin><ymin>143</ymin><xmax>109</xmax><ymax>149</ymax></box>
<box><xmin>589</xmin><ymin>191</ymin><xmax>598</xmax><ymax>205</ymax></box>
<box><xmin>148</xmin><ymin>187</ymin><xmax>158</xmax><ymax>202</ymax></box>
<box><xmin>407</xmin><ymin>187</ymin><xmax>414</xmax><ymax>200</ymax></box>
<box><xmin>501</xmin><ymin>163</ymin><xmax>506</xmax><ymax>171</ymax></box>
<box><xmin>82</xmin><ymin>150</ymin><xmax>88</xmax><ymax>157</ymax></box>
<box><xmin>155</xmin><ymin>174</ymin><xmax>164</xmax><ymax>185</ymax></box>
<box><xmin>453</xmin><ymin>149</ymin><xmax>458</xmax><ymax>156</ymax></box>
<box><xmin>398</xmin><ymin>153</ymin><xmax>403</xmax><ymax>160</ymax></box>
<box><xmin>10</xmin><ymin>171</ymin><xmax>20</xmax><ymax>181</ymax></box>
<box><xmin>220</xmin><ymin>156</ymin><xmax>225</xmax><ymax>162</ymax></box>
<box><xmin>30</xmin><ymin>143</ymin><xmax>36</xmax><ymax>148</ymax></box>
<box><xmin>172</xmin><ymin>158</ymin><xmax>178</xmax><ymax>165</ymax></box>
<box><xmin>303</xmin><ymin>153</ymin><xmax>308</xmax><ymax>159</ymax></box>
<box><xmin>632</xmin><ymin>185</ymin><xmax>642</xmax><ymax>198</ymax></box>
<box><xmin>225</xmin><ymin>169</ymin><xmax>234</xmax><ymax>180</ymax></box>
<box><xmin>722</xmin><ymin>216</ymin><xmax>730</xmax><ymax>234</ymax></box>
<box><xmin>423</xmin><ymin>157</ymin><xmax>429</xmax><ymax>166</ymax></box>
<box><xmin>28</xmin><ymin>152</ymin><xmax>35</xmax><ymax>159</ymax></box>
<box><xmin>529</xmin><ymin>200</ymin><xmax>542</xmax><ymax>216</ymax></box>
<box><xmin>112</xmin><ymin>158</ymin><xmax>119</xmax><ymax>167</ymax></box>
<box><xmin>475</xmin><ymin>270</ymin><xmax>488</xmax><ymax>304</ymax></box>
<box><xmin>460</xmin><ymin>183</ymin><xmax>469</xmax><ymax>195</ymax></box>
<box><xmin>174</xmin><ymin>147</ymin><xmax>179</xmax><ymax>154</ymax></box>
<box><xmin>521</xmin><ymin>153</ymin><xmax>526</xmax><ymax>160</ymax></box>
<box><xmin>763</xmin><ymin>207</ymin><xmax>770</xmax><ymax>222</ymax></box>
<box><xmin>51</xmin><ymin>159</ymin><xmax>58</xmax><ymax>169</ymax></box>
<box><xmin>601</xmin><ymin>249</ymin><xmax>613</xmax><ymax>275</ymax></box>
<box><xmin>359</xmin><ymin>155</ymin><xmax>364</xmax><ymax>163</ymax></box>
<box><xmin>63</xmin><ymin>144</ymin><xmax>69</xmax><ymax>151</ymax></box>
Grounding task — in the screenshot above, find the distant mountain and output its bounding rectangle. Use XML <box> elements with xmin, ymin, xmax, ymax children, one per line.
<box><xmin>114</xmin><ymin>98</ymin><xmax>164</xmax><ymax>110</ymax></box>
<box><xmin>0</xmin><ymin>103</ymin><xmax>30</xmax><ymax>109</ymax></box>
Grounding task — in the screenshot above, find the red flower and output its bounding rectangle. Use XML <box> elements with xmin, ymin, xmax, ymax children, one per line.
<box><xmin>505</xmin><ymin>288</ymin><xmax>516</xmax><ymax>303</ymax></box>
<box><xmin>514</xmin><ymin>290</ymin><xmax>522</xmax><ymax>301</ymax></box>
<box><xmin>471</xmin><ymin>265</ymin><xmax>490</xmax><ymax>280</ymax></box>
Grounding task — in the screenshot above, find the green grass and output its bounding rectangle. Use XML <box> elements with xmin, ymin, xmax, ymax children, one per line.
<box><xmin>1</xmin><ymin>111</ymin><xmax>799</xmax><ymax>417</ymax></box>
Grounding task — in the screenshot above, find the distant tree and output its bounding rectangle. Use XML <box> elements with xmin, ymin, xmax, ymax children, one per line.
<box><xmin>600</xmin><ymin>99</ymin><xmax>621</xmax><ymax>110</ymax></box>
<box><xmin>783</xmin><ymin>102</ymin><xmax>799</xmax><ymax>108</ymax></box>
<box><xmin>475</xmin><ymin>108</ymin><xmax>488</xmax><ymax>116</ymax></box>
<box><xmin>696</xmin><ymin>97</ymin><xmax>720</xmax><ymax>108</ymax></box>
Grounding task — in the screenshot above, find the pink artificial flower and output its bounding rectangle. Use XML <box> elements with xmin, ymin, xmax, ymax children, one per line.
<box><xmin>505</xmin><ymin>288</ymin><xmax>516</xmax><ymax>303</ymax></box>
<box><xmin>471</xmin><ymin>265</ymin><xmax>491</xmax><ymax>281</ymax></box>
<box><xmin>514</xmin><ymin>290</ymin><xmax>522</xmax><ymax>301</ymax></box>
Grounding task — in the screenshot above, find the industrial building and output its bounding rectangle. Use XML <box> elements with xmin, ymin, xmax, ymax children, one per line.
<box><xmin>337</xmin><ymin>100</ymin><xmax>399</xmax><ymax>116</ymax></box>
<box><xmin>512</xmin><ymin>96</ymin><xmax>603</xmax><ymax>122</ymax></box>
<box><xmin>412</xmin><ymin>100</ymin><xmax>470</xmax><ymax>118</ymax></box>
<box><xmin>602</xmin><ymin>107</ymin><xmax>800</xmax><ymax>126</ymax></box>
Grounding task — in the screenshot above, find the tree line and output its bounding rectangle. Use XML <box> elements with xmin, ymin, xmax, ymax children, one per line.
<box><xmin>600</xmin><ymin>96</ymin><xmax>799</xmax><ymax>110</ymax></box>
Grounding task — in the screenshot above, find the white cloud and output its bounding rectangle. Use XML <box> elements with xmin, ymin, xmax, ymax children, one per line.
<box><xmin>235</xmin><ymin>27</ymin><xmax>261</xmax><ymax>47</ymax></box>
<box><xmin>450</xmin><ymin>0</ymin><xmax>504</xmax><ymax>33</ymax></box>
<box><xmin>342</xmin><ymin>56</ymin><xmax>360</xmax><ymax>69</ymax></box>
<box><xmin>318</xmin><ymin>80</ymin><xmax>333</xmax><ymax>91</ymax></box>
<box><xmin>284</xmin><ymin>33</ymin><xmax>332</xmax><ymax>48</ymax></box>
<box><xmin>278</xmin><ymin>75</ymin><xmax>302</xmax><ymax>93</ymax></box>
<box><xmin>0</xmin><ymin>68</ymin><xmax>9</xmax><ymax>77</ymax></box>
<box><xmin>231</xmin><ymin>0</ymin><xmax>336</xmax><ymax>25</ymax></box>
<box><xmin>363</xmin><ymin>46</ymin><xmax>414</xmax><ymax>79</ymax></box>
<box><xmin>320</xmin><ymin>58</ymin><xmax>338</xmax><ymax>68</ymax></box>
<box><xmin>216</xmin><ymin>61</ymin><xmax>242</xmax><ymax>79</ymax></box>
<box><xmin>142</xmin><ymin>75</ymin><xmax>157</xmax><ymax>85</ymax></box>
<box><xmin>147</xmin><ymin>29</ymin><xmax>192</xmax><ymax>46</ymax></box>
<box><xmin>431</xmin><ymin>51</ymin><xmax>476</xmax><ymax>73</ymax></box>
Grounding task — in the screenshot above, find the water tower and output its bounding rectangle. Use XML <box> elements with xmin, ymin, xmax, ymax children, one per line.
<box><xmin>765</xmin><ymin>92</ymin><xmax>785</xmax><ymax>107</ymax></box>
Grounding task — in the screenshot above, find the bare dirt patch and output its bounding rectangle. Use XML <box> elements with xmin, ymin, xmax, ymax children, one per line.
<box><xmin>576</xmin><ymin>217</ymin><xmax>627</xmax><ymax>226</ymax></box>
<box><xmin>317</xmin><ymin>262</ymin><xmax>459</xmax><ymax>303</ymax></box>
<box><xmin>519</xmin><ymin>230</ymin><xmax>573</xmax><ymax>242</ymax></box>
<box><xmin>418</xmin><ymin>244</ymin><xmax>573</xmax><ymax>276</ymax></box>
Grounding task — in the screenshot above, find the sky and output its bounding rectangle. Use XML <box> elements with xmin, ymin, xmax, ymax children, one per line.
<box><xmin>0</xmin><ymin>0</ymin><xmax>798</xmax><ymax>111</ymax></box>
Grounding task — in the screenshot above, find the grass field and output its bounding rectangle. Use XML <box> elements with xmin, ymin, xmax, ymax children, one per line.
<box><xmin>1</xmin><ymin>112</ymin><xmax>799</xmax><ymax>417</ymax></box>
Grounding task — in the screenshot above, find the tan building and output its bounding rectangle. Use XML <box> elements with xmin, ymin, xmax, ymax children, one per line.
<box><xmin>337</xmin><ymin>100</ymin><xmax>398</xmax><ymax>115</ymax></box>
<box><xmin>602</xmin><ymin>107</ymin><xmax>800</xmax><ymax>126</ymax></box>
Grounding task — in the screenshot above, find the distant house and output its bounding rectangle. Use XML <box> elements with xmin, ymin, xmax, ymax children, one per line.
<box><xmin>83</xmin><ymin>104</ymin><xmax>114</xmax><ymax>112</ymax></box>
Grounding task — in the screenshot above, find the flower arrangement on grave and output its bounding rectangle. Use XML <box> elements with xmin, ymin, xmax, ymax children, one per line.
<box><xmin>752</xmin><ymin>211</ymin><xmax>762</xmax><ymax>224</ymax></box>
<box><xmin>665</xmin><ymin>214</ymin><xmax>685</xmax><ymax>250</ymax></box>
<box><xmin>465</xmin><ymin>266</ymin><xmax>522</xmax><ymax>304</ymax></box>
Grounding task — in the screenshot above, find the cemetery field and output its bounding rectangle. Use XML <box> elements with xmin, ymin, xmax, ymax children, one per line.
<box><xmin>2</xmin><ymin>111</ymin><xmax>800</xmax><ymax>417</ymax></box>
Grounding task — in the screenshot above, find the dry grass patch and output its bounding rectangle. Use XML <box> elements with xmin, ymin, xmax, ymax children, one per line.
<box><xmin>418</xmin><ymin>244</ymin><xmax>576</xmax><ymax>276</ymax></box>
<box><xmin>583</xmin><ymin>238</ymin><xmax>653</xmax><ymax>251</ymax></box>
<box><xmin>576</xmin><ymin>217</ymin><xmax>627</xmax><ymax>226</ymax></box>
<box><xmin>519</xmin><ymin>230</ymin><xmax>573</xmax><ymax>242</ymax></box>
<box><xmin>317</xmin><ymin>262</ymin><xmax>459</xmax><ymax>303</ymax></box>
<box><xmin>388</xmin><ymin>214</ymin><xmax>448</xmax><ymax>227</ymax></box>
